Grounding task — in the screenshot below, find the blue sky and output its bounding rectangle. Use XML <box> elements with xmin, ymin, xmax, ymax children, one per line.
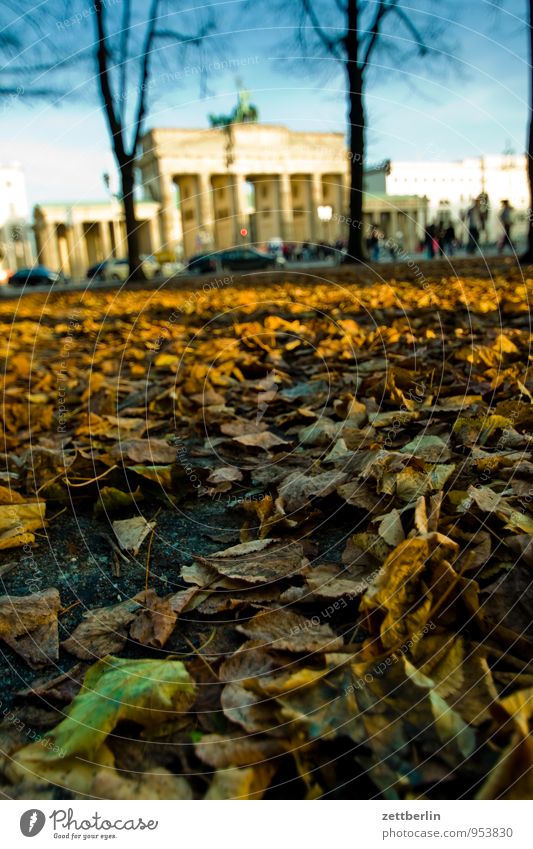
<box><xmin>0</xmin><ymin>0</ymin><xmax>528</xmax><ymax>206</ymax></box>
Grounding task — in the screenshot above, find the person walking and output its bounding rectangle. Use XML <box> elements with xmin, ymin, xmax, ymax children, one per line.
<box><xmin>466</xmin><ymin>198</ymin><xmax>483</xmax><ymax>254</ymax></box>
<box><xmin>367</xmin><ymin>224</ymin><xmax>380</xmax><ymax>262</ymax></box>
<box><xmin>498</xmin><ymin>200</ymin><xmax>514</xmax><ymax>253</ymax></box>
<box><xmin>425</xmin><ymin>223</ymin><xmax>436</xmax><ymax>259</ymax></box>
<box><xmin>443</xmin><ymin>222</ymin><xmax>455</xmax><ymax>255</ymax></box>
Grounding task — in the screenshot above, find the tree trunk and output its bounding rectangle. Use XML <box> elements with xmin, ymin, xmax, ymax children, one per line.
<box><xmin>344</xmin><ymin>0</ymin><xmax>365</xmax><ymax>263</ymax></box>
<box><xmin>120</xmin><ymin>161</ymin><xmax>145</xmax><ymax>280</ymax></box>
<box><xmin>523</xmin><ymin>0</ymin><xmax>533</xmax><ymax>263</ymax></box>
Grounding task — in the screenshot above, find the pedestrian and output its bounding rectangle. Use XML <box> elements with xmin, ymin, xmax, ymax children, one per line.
<box><xmin>497</xmin><ymin>199</ymin><xmax>514</xmax><ymax>253</ymax></box>
<box><xmin>367</xmin><ymin>224</ymin><xmax>380</xmax><ymax>261</ymax></box>
<box><xmin>466</xmin><ymin>197</ymin><xmax>483</xmax><ymax>254</ymax></box>
<box><xmin>425</xmin><ymin>223</ymin><xmax>436</xmax><ymax>259</ymax></box>
<box><xmin>443</xmin><ymin>223</ymin><xmax>455</xmax><ymax>255</ymax></box>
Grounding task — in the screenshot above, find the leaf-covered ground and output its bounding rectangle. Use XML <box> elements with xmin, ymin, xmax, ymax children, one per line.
<box><xmin>0</xmin><ymin>266</ymin><xmax>532</xmax><ymax>800</ymax></box>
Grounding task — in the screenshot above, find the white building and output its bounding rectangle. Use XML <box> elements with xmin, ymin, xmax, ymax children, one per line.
<box><xmin>380</xmin><ymin>154</ymin><xmax>529</xmax><ymax>243</ymax></box>
<box><xmin>0</xmin><ymin>163</ymin><xmax>33</xmax><ymax>272</ymax></box>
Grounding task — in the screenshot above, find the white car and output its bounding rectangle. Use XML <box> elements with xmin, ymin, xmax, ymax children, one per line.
<box><xmin>103</xmin><ymin>255</ymin><xmax>160</xmax><ymax>281</ymax></box>
<box><xmin>160</xmin><ymin>259</ymin><xmax>186</xmax><ymax>277</ymax></box>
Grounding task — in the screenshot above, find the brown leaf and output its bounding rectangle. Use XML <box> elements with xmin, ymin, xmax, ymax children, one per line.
<box><xmin>195</xmin><ymin>733</ymin><xmax>284</xmax><ymax>768</ymax></box>
<box><xmin>278</xmin><ymin>470</ymin><xmax>348</xmax><ymax>512</ymax></box>
<box><xmin>221</xmin><ymin>682</ymin><xmax>278</xmax><ymax>734</ymax></box>
<box><xmin>233</xmin><ymin>431</ymin><xmax>289</xmax><ymax>451</ymax></box>
<box><xmin>112</xmin><ymin>516</ymin><xmax>156</xmax><ymax>555</ymax></box>
<box><xmin>0</xmin><ymin>588</ymin><xmax>61</xmax><ymax>668</ymax></box>
<box><xmin>237</xmin><ymin>608</ymin><xmax>344</xmax><ymax>653</ymax></box>
<box><xmin>377</xmin><ymin>508</ymin><xmax>405</xmax><ymax>547</ymax></box>
<box><xmin>221</xmin><ymin>419</ymin><xmax>268</xmax><ymax>436</ymax></box>
<box><xmin>206</xmin><ymin>465</ymin><xmax>243</xmax><ymax>484</ymax></box>
<box><xmin>168</xmin><ymin>586</ymin><xmax>200</xmax><ymax>614</ymax></box>
<box><xmin>360</xmin><ymin>533</ymin><xmax>464</xmax><ymax>650</ymax></box>
<box><xmin>111</xmin><ymin>438</ymin><xmax>176</xmax><ymax>464</ymax></box>
<box><xmin>204</xmin><ymin>764</ymin><xmax>276</xmax><ymax>799</ymax></box>
<box><xmin>92</xmin><ymin>766</ymin><xmax>193</xmax><ymax>800</ymax></box>
<box><xmin>194</xmin><ymin>539</ymin><xmax>308</xmax><ymax>584</ymax></box>
<box><xmin>129</xmin><ymin>589</ymin><xmax>177</xmax><ymax>648</ymax></box>
<box><xmin>62</xmin><ymin>597</ymin><xmax>142</xmax><ymax>660</ymax></box>
<box><xmin>305</xmin><ymin>563</ymin><xmax>372</xmax><ymax>599</ymax></box>
<box><xmin>17</xmin><ymin>664</ymin><xmax>87</xmax><ymax>703</ymax></box>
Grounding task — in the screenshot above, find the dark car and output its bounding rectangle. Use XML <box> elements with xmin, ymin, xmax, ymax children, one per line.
<box><xmin>217</xmin><ymin>247</ymin><xmax>284</xmax><ymax>272</ymax></box>
<box><xmin>86</xmin><ymin>260</ymin><xmax>108</xmax><ymax>280</ymax></box>
<box><xmin>10</xmin><ymin>266</ymin><xmax>67</xmax><ymax>287</ymax></box>
<box><xmin>187</xmin><ymin>248</ymin><xmax>284</xmax><ymax>274</ymax></box>
<box><xmin>186</xmin><ymin>253</ymin><xmax>219</xmax><ymax>274</ymax></box>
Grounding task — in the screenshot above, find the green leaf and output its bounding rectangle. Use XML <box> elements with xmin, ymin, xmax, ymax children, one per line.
<box><xmin>8</xmin><ymin>656</ymin><xmax>196</xmax><ymax>792</ymax></box>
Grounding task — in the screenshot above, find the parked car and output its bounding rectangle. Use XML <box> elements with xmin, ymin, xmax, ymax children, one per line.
<box><xmin>160</xmin><ymin>259</ymin><xmax>186</xmax><ymax>277</ymax></box>
<box><xmin>86</xmin><ymin>260</ymin><xmax>108</xmax><ymax>280</ymax></box>
<box><xmin>10</xmin><ymin>266</ymin><xmax>68</xmax><ymax>287</ymax></box>
<box><xmin>186</xmin><ymin>253</ymin><xmax>219</xmax><ymax>274</ymax></box>
<box><xmin>103</xmin><ymin>255</ymin><xmax>161</xmax><ymax>281</ymax></box>
<box><xmin>218</xmin><ymin>247</ymin><xmax>285</xmax><ymax>272</ymax></box>
<box><xmin>187</xmin><ymin>248</ymin><xmax>284</xmax><ymax>274</ymax></box>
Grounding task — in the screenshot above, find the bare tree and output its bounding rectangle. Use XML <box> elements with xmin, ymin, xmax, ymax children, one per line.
<box><xmin>0</xmin><ymin>3</ymin><xmax>68</xmax><ymax>104</ymax></box>
<box><xmin>93</xmin><ymin>0</ymin><xmax>212</xmax><ymax>279</ymax></box>
<box><xmin>522</xmin><ymin>0</ymin><xmax>533</xmax><ymax>262</ymax></box>
<box><xmin>288</xmin><ymin>0</ymin><xmax>448</xmax><ymax>262</ymax></box>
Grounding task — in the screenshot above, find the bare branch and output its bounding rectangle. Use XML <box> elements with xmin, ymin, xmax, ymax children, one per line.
<box><xmin>302</xmin><ymin>0</ymin><xmax>344</xmax><ymax>59</ymax></box>
<box><xmin>0</xmin><ymin>86</ymin><xmax>55</xmax><ymax>97</ymax></box>
<box><xmin>360</xmin><ymin>0</ymin><xmax>398</xmax><ymax>71</ymax></box>
<box><xmin>131</xmin><ymin>0</ymin><xmax>160</xmax><ymax>156</ymax></box>
<box><xmin>393</xmin><ymin>5</ymin><xmax>429</xmax><ymax>56</ymax></box>
<box><xmin>94</xmin><ymin>0</ymin><xmax>124</xmax><ymax>160</ymax></box>
<box><xmin>154</xmin><ymin>29</ymin><xmax>209</xmax><ymax>45</ymax></box>
<box><xmin>118</xmin><ymin>0</ymin><xmax>131</xmax><ymax>122</ymax></box>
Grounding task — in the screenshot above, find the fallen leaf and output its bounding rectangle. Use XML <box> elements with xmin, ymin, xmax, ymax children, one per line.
<box><xmin>8</xmin><ymin>656</ymin><xmax>197</xmax><ymax>794</ymax></box>
<box><xmin>206</xmin><ymin>466</ymin><xmax>243</xmax><ymax>484</ymax></box>
<box><xmin>111</xmin><ymin>437</ymin><xmax>176</xmax><ymax>464</ymax></box>
<box><xmin>0</xmin><ymin>502</ymin><xmax>45</xmax><ymax>549</ymax></box>
<box><xmin>400</xmin><ymin>434</ymin><xmax>452</xmax><ymax>463</ymax></box>
<box><xmin>0</xmin><ymin>588</ymin><xmax>61</xmax><ymax>668</ymax></box>
<box><xmin>62</xmin><ymin>597</ymin><xmax>142</xmax><ymax>660</ymax></box>
<box><xmin>377</xmin><ymin>508</ymin><xmax>405</xmax><ymax>547</ymax></box>
<box><xmin>204</xmin><ymin>765</ymin><xmax>275</xmax><ymax>799</ymax></box>
<box><xmin>112</xmin><ymin>516</ymin><xmax>156</xmax><ymax>555</ymax></box>
<box><xmin>233</xmin><ymin>431</ymin><xmax>289</xmax><ymax>450</ymax></box>
<box><xmin>92</xmin><ymin>766</ymin><xmax>193</xmax><ymax>800</ymax></box>
<box><xmin>278</xmin><ymin>470</ymin><xmax>347</xmax><ymax>512</ymax></box>
<box><xmin>194</xmin><ymin>539</ymin><xmax>308</xmax><ymax>585</ymax></box>
<box><xmin>304</xmin><ymin>563</ymin><xmax>372</xmax><ymax>599</ymax></box>
<box><xmin>237</xmin><ymin>608</ymin><xmax>344</xmax><ymax>653</ymax></box>
<box><xmin>195</xmin><ymin>733</ymin><xmax>284</xmax><ymax>769</ymax></box>
<box><xmin>129</xmin><ymin>589</ymin><xmax>177</xmax><ymax>648</ymax></box>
